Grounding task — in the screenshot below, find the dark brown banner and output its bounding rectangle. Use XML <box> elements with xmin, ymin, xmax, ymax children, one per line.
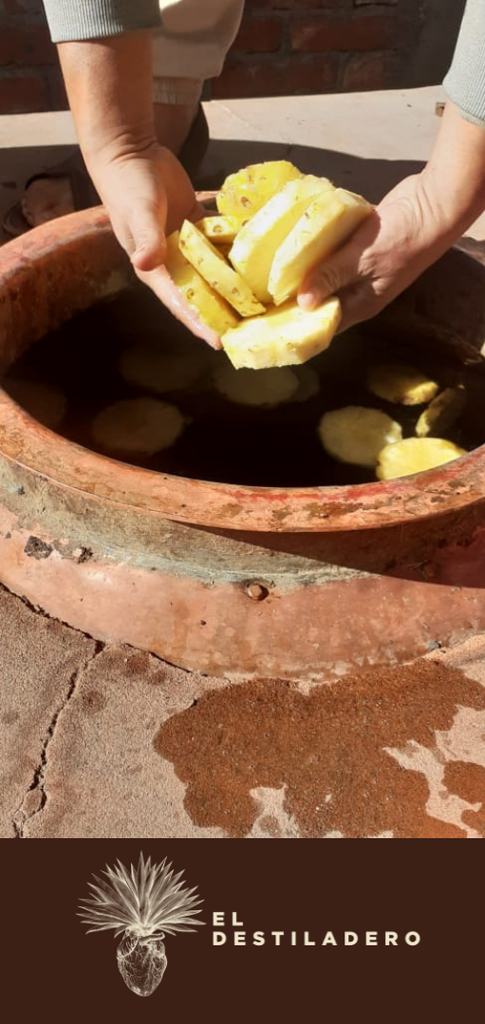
<box><xmin>2</xmin><ymin>839</ymin><xmax>481</xmax><ymax>1020</ymax></box>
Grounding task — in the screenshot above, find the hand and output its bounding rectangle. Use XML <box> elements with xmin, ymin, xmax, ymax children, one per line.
<box><xmin>87</xmin><ymin>140</ymin><xmax>222</xmax><ymax>347</ymax></box>
<box><xmin>57</xmin><ymin>34</ymin><xmax>221</xmax><ymax>347</ymax></box>
<box><xmin>297</xmin><ymin>173</ymin><xmax>459</xmax><ymax>333</ymax></box>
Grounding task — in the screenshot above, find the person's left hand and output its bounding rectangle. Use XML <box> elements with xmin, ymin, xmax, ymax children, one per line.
<box><xmin>297</xmin><ymin>172</ymin><xmax>458</xmax><ymax>332</ymax></box>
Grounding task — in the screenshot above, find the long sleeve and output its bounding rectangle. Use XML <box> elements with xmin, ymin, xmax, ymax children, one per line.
<box><xmin>443</xmin><ymin>0</ymin><xmax>485</xmax><ymax>126</ymax></box>
<box><xmin>42</xmin><ymin>1</ymin><xmax>161</xmax><ymax>42</ymax></box>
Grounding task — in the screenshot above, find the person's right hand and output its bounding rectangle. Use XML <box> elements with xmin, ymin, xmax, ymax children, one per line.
<box><xmin>85</xmin><ymin>141</ymin><xmax>222</xmax><ymax>347</ymax></box>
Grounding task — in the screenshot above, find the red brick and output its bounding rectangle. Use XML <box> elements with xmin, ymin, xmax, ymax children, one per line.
<box><xmin>0</xmin><ymin>26</ymin><xmax>57</xmax><ymax>65</ymax></box>
<box><xmin>291</xmin><ymin>14</ymin><xmax>397</xmax><ymax>52</ymax></box>
<box><xmin>212</xmin><ymin>56</ymin><xmax>339</xmax><ymax>99</ymax></box>
<box><xmin>233</xmin><ymin>16</ymin><xmax>282</xmax><ymax>54</ymax></box>
<box><xmin>341</xmin><ymin>52</ymin><xmax>393</xmax><ymax>91</ymax></box>
<box><xmin>0</xmin><ymin>74</ymin><xmax>50</xmax><ymax>112</ymax></box>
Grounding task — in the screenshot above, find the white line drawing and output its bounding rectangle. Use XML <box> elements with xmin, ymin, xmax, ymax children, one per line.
<box><xmin>78</xmin><ymin>852</ymin><xmax>205</xmax><ymax>997</ymax></box>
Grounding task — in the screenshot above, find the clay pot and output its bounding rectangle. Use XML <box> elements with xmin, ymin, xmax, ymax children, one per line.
<box><xmin>1</xmin><ymin>209</ymin><xmax>485</xmax><ymax>680</ymax></box>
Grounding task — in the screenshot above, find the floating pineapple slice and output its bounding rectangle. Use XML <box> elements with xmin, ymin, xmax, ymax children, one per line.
<box><xmin>229</xmin><ymin>175</ymin><xmax>334</xmax><ymax>304</ymax></box>
<box><xmin>318</xmin><ymin>406</ymin><xmax>402</xmax><ymax>468</ymax></box>
<box><xmin>213</xmin><ymin>363</ymin><xmax>299</xmax><ymax>407</ymax></box>
<box><xmin>268</xmin><ymin>188</ymin><xmax>373</xmax><ymax>305</ymax></box>
<box><xmin>216</xmin><ymin>160</ymin><xmax>303</xmax><ymax>223</ymax></box>
<box><xmin>165</xmin><ymin>232</ymin><xmax>238</xmax><ymax>336</ymax></box>
<box><xmin>92</xmin><ymin>398</ymin><xmax>185</xmax><ymax>456</ymax></box>
<box><xmin>179</xmin><ymin>220</ymin><xmax>265</xmax><ymax>318</ymax></box>
<box><xmin>377</xmin><ymin>437</ymin><xmax>466</xmax><ymax>480</ymax></box>
<box><xmin>119</xmin><ymin>345</ymin><xmax>208</xmax><ymax>394</ymax></box>
<box><xmin>221</xmin><ymin>296</ymin><xmax>341</xmax><ymax>370</ymax></box>
<box><xmin>367</xmin><ymin>363</ymin><xmax>440</xmax><ymax>406</ymax></box>
<box><xmin>415</xmin><ymin>387</ymin><xmax>466</xmax><ymax>437</ymax></box>
<box><xmin>6</xmin><ymin>379</ymin><xmax>67</xmax><ymax>430</ymax></box>
<box><xmin>196</xmin><ymin>215</ymin><xmax>240</xmax><ymax>245</ymax></box>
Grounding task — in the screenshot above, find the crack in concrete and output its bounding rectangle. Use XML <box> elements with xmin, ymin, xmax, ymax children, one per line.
<box><xmin>12</xmin><ymin>640</ymin><xmax>105</xmax><ymax>838</ymax></box>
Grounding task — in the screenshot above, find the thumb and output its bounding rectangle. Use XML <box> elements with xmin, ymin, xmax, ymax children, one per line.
<box><xmin>297</xmin><ymin>238</ymin><xmax>361</xmax><ymax>311</ymax></box>
<box><xmin>128</xmin><ymin>205</ymin><xmax>167</xmax><ymax>272</ymax></box>
<box><xmin>105</xmin><ymin>197</ymin><xmax>167</xmax><ymax>273</ymax></box>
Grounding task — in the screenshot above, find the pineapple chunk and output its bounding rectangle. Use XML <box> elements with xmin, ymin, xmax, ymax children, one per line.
<box><xmin>415</xmin><ymin>387</ymin><xmax>466</xmax><ymax>437</ymax></box>
<box><xmin>213</xmin><ymin>363</ymin><xmax>299</xmax><ymax>407</ymax></box>
<box><xmin>318</xmin><ymin>406</ymin><xmax>402</xmax><ymax>468</ymax></box>
<box><xmin>179</xmin><ymin>220</ymin><xmax>265</xmax><ymax>318</ymax></box>
<box><xmin>165</xmin><ymin>232</ymin><xmax>238</xmax><ymax>336</ymax></box>
<box><xmin>92</xmin><ymin>398</ymin><xmax>185</xmax><ymax>456</ymax></box>
<box><xmin>196</xmin><ymin>215</ymin><xmax>239</xmax><ymax>245</ymax></box>
<box><xmin>221</xmin><ymin>297</ymin><xmax>341</xmax><ymax>370</ymax></box>
<box><xmin>216</xmin><ymin>160</ymin><xmax>303</xmax><ymax>223</ymax></box>
<box><xmin>377</xmin><ymin>437</ymin><xmax>466</xmax><ymax>480</ymax></box>
<box><xmin>268</xmin><ymin>188</ymin><xmax>373</xmax><ymax>305</ymax></box>
<box><xmin>367</xmin><ymin>363</ymin><xmax>439</xmax><ymax>406</ymax></box>
<box><xmin>229</xmin><ymin>175</ymin><xmax>334</xmax><ymax>304</ymax></box>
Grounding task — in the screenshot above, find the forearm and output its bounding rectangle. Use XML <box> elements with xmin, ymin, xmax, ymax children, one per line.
<box><xmin>57</xmin><ymin>33</ymin><xmax>156</xmax><ymax>163</ymax></box>
<box><xmin>43</xmin><ymin>1</ymin><xmax>160</xmax><ymax>42</ymax></box>
<box><xmin>415</xmin><ymin>100</ymin><xmax>485</xmax><ymax>242</ymax></box>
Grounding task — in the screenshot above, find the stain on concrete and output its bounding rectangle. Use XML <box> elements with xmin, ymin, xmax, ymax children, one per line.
<box><xmin>81</xmin><ymin>689</ymin><xmax>107</xmax><ymax>714</ymax></box>
<box><xmin>123</xmin><ymin>650</ymin><xmax>152</xmax><ymax>677</ymax></box>
<box><xmin>24</xmin><ymin>536</ymin><xmax>53</xmax><ymax>560</ymax></box>
<box><xmin>154</xmin><ymin>661</ymin><xmax>485</xmax><ymax>838</ymax></box>
<box><xmin>2</xmin><ymin>710</ymin><xmax>20</xmax><ymax>725</ymax></box>
<box><xmin>444</xmin><ymin>761</ymin><xmax>485</xmax><ymax>836</ymax></box>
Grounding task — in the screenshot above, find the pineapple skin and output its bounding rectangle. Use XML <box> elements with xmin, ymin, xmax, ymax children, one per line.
<box><xmin>268</xmin><ymin>188</ymin><xmax>373</xmax><ymax>306</ymax></box>
<box><xmin>179</xmin><ymin>220</ymin><xmax>266</xmax><ymax>318</ymax></box>
<box><xmin>165</xmin><ymin>232</ymin><xmax>238</xmax><ymax>336</ymax></box>
<box><xmin>229</xmin><ymin>175</ymin><xmax>334</xmax><ymax>305</ymax></box>
<box><xmin>221</xmin><ymin>297</ymin><xmax>341</xmax><ymax>370</ymax></box>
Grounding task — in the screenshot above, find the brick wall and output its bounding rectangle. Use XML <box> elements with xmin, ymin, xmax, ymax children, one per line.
<box><xmin>0</xmin><ymin>0</ymin><xmax>466</xmax><ymax>114</ymax></box>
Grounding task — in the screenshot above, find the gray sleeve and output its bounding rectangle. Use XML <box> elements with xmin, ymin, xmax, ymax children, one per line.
<box><xmin>42</xmin><ymin>1</ymin><xmax>161</xmax><ymax>43</ymax></box>
<box><xmin>443</xmin><ymin>0</ymin><xmax>485</xmax><ymax>127</ymax></box>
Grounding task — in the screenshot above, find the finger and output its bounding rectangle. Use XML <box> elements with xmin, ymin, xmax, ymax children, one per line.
<box><xmin>334</xmin><ymin>281</ymin><xmax>381</xmax><ymax>334</ymax></box>
<box><xmin>128</xmin><ymin>206</ymin><xmax>167</xmax><ymax>272</ymax></box>
<box><xmin>297</xmin><ymin>211</ymin><xmax>381</xmax><ymax>310</ymax></box>
<box><xmin>137</xmin><ymin>265</ymin><xmax>223</xmax><ymax>350</ymax></box>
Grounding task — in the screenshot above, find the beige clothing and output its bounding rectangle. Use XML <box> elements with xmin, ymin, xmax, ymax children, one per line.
<box><xmin>152</xmin><ymin>0</ymin><xmax>244</xmax><ymax>105</ymax></box>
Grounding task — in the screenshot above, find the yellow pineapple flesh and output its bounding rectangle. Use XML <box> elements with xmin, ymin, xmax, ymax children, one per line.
<box><xmin>179</xmin><ymin>220</ymin><xmax>265</xmax><ymax>318</ymax></box>
<box><xmin>216</xmin><ymin>160</ymin><xmax>303</xmax><ymax>223</ymax></box>
<box><xmin>164</xmin><ymin>232</ymin><xmax>238</xmax><ymax>336</ymax></box>
<box><xmin>229</xmin><ymin>175</ymin><xmax>334</xmax><ymax>304</ymax></box>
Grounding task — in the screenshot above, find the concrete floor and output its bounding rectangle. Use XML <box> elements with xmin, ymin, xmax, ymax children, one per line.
<box><xmin>2</xmin><ymin>88</ymin><xmax>485</xmax><ymax>839</ymax></box>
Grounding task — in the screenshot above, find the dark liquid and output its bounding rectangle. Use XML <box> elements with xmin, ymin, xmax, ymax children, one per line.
<box><xmin>3</xmin><ymin>284</ymin><xmax>483</xmax><ymax>488</ymax></box>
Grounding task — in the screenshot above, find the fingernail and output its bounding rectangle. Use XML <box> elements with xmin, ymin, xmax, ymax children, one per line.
<box><xmin>297</xmin><ymin>291</ymin><xmax>319</xmax><ymax>311</ymax></box>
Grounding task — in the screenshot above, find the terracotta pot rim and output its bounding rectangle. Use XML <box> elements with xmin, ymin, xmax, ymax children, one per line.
<box><xmin>1</xmin><ymin>208</ymin><xmax>484</xmax><ymax>534</ymax></box>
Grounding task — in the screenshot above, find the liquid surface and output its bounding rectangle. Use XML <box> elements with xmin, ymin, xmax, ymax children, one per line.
<box><xmin>2</xmin><ymin>284</ymin><xmax>483</xmax><ymax>488</ymax></box>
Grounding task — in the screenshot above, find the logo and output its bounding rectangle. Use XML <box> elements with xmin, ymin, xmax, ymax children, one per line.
<box><xmin>78</xmin><ymin>852</ymin><xmax>205</xmax><ymax>998</ymax></box>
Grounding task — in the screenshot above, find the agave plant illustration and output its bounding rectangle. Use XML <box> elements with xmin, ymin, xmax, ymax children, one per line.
<box><xmin>78</xmin><ymin>852</ymin><xmax>205</xmax><ymax>997</ymax></box>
